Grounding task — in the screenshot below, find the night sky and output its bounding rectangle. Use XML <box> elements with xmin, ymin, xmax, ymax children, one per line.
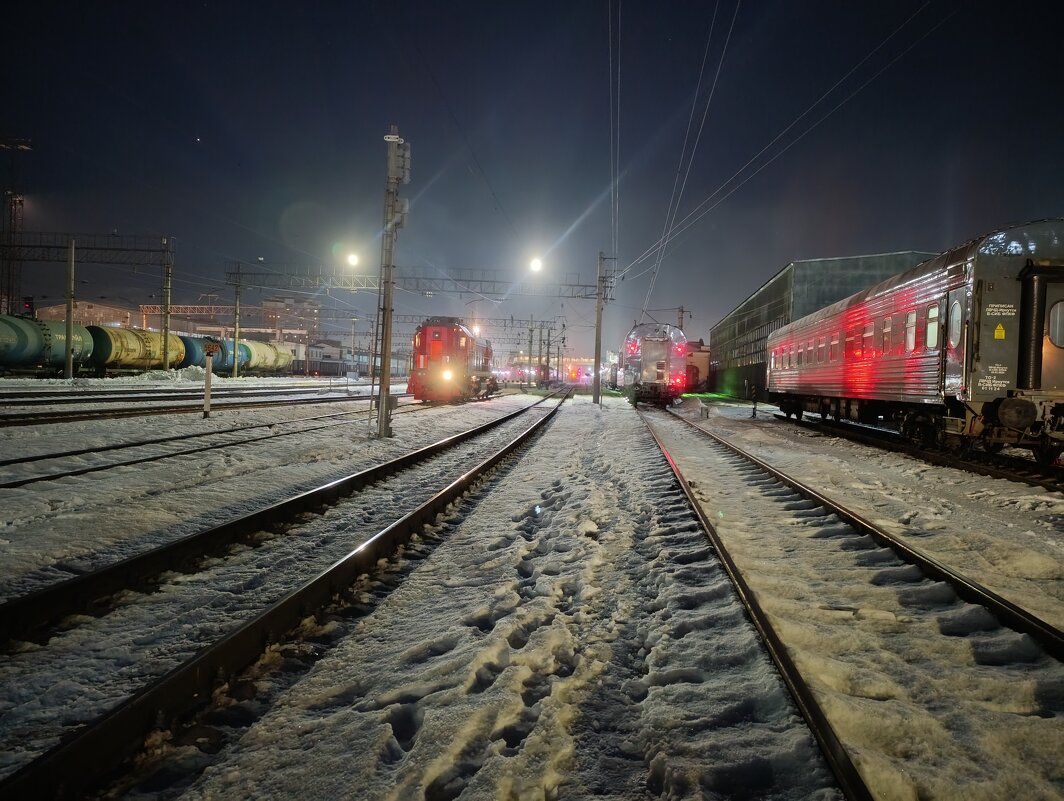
<box><xmin>4</xmin><ymin>1</ymin><xmax>1063</xmax><ymax>355</ymax></box>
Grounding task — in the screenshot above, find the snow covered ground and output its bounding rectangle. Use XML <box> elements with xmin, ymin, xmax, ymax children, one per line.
<box><xmin>0</xmin><ymin>381</ymin><xmax>1061</xmax><ymax>799</ymax></box>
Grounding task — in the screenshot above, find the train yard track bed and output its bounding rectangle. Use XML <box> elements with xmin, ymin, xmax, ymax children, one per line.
<box><xmin>647</xmin><ymin>397</ymin><xmax>1064</xmax><ymax>799</ymax></box>
<box><xmin>2</xmin><ymin>393</ymin><xmax>1063</xmax><ymax>798</ymax></box>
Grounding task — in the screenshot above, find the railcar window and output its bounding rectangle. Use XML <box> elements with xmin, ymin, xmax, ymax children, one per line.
<box><xmin>882</xmin><ymin>318</ymin><xmax>891</xmax><ymax>354</ymax></box>
<box><xmin>844</xmin><ymin>331</ymin><xmax>855</xmax><ymax>359</ymax></box>
<box><xmin>817</xmin><ymin>337</ymin><xmax>826</xmax><ymax>363</ymax></box>
<box><xmin>948</xmin><ymin>301</ymin><xmax>962</xmax><ymax>348</ymax></box>
<box><xmin>862</xmin><ymin>323</ymin><xmax>874</xmax><ymax>357</ymax></box>
<box><xmin>829</xmin><ymin>333</ymin><xmax>839</xmax><ymax>361</ymax></box>
<box><xmin>414</xmin><ymin>333</ymin><xmax>421</xmax><ymax>348</ymax></box>
<box><xmin>1050</xmin><ymin>301</ymin><xmax>1064</xmax><ymax>347</ymax></box>
<box><xmin>925</xmin><ymin>305</ymin><xmax>939</xmax><ymax>350</ymax></box>
<box><xmin>905</xmin><ymin>311</ymin><xmax>917</xmax><ymax>352</ymax></box>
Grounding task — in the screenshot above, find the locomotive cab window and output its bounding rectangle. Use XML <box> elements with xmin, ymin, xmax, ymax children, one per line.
<box><xmin>1049</xmin><ymin>301</ymin><xmax>1064</xmax><ymax>347</ymax></box>
<box><xmin>925</xmin><ymin>305</ymin><xmax>939</xmax><ymax>350</ymax></box>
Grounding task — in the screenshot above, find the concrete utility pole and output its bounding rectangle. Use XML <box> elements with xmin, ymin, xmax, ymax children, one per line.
<box><xmin>592</xmin><ymin>252</ymin><xmax>606</xmax><ymax>404</ymax></box>
<box><xmin>65</xmin><ymin>239</ymin><xmax>75</xmax><ymax>379</ymax></box>
<box><xmin>376</xmin><ymin>125</ymin><xmax>411</xmax><ymax>438</ymax></box>
<box><xmin>232</xmin><ymin>268</ymin><xmax>242</xmax><ymax>379</ymax></box>
<box><xmin>527</xmin><ymin>316</ymin><xmax>533</xmax><ymax>390</ymax></box>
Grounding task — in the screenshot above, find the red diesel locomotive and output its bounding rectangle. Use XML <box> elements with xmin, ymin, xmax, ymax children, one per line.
<box><xmin>766</xmin><ymin>218</ymin><xmax>1064</xmax><ymax>463</ymax></box>
<box><xmin>408</xmin><ymin>316</ymin><xmax>497</xmax><ymax>402</ymax></box>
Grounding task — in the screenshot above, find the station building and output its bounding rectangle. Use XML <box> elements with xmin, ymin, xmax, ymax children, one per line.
<box><xmin>709</xmin><ymin>251</ymin><xmax>937</xmax><ymax>398</ymax></box>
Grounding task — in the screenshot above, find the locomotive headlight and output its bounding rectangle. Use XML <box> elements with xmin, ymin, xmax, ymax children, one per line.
<box><xmin>442</xmin><ymin>369</ymin><xmax>453</xmax><ymax>381</ymax></box>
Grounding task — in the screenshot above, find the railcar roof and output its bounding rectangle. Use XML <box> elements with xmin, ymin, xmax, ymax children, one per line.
<box><xmin>772</xmin><ymin>218</ymin><xmax>1064</xmax><ymax>336</ymax></box>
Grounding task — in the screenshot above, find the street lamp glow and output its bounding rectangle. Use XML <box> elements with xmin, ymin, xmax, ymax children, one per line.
<box><xmin>530</xmin><ymin>258</ymin><xmax>543</xmax><ymax>273</ymax></box>
<box><xmin>347</xmin><ymin>253</ymin><xmax>360</xmax><ymax>267</ymax></box>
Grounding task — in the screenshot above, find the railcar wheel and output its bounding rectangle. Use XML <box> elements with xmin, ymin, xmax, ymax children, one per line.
<box><xmin>904</xmin><ymin>420</ymin><xmax>936</xmax><ymax>449</ymax></box>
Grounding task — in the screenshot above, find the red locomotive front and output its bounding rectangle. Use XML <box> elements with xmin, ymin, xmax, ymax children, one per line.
<box><xmin>409</xmin><ymin>316</ymin><xmax>495</xmax><ymax>402</ymax></box>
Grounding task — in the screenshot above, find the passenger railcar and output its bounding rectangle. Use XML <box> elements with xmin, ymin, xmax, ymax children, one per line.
<box><xmin>766</xmin><ymin>218</ymin><xmax>1064</xmax><ymax>463</ymax></box>
<box><xmin>408</xmin><ymin>316</ymin><xmax>496</xmax><ymax>402</ymax></box>
<box><xmin>618</xmin><ymin>322</ymin><xmax>688</xmax><ymax>406</ymax></box>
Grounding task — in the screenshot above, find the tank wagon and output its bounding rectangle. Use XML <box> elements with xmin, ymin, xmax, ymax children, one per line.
<box><xmin>766</xmin><ymin>218</ymin><xmax>1064</xmax><ymax>463</ymax></box>
<box><xmin>0</xmin><ymin>315</ymin><xmax>93</xmax><ymax>370</ymax></box>
<box><xmin>618</xmin><ymin>322</ymin><xmax>688</xmax><ymax>406</ymax></box>
<box><xmin>243</xmin><ymin>339</ymin><xmax>294</xmax><ymax>373</ymax></box>
<box><xmin>89</xmin><ymin>327</ymin><xmax>185</xmax><ymax>372</ymax></box>
<box><xmin>0</xmin><ymin>317</ymin><xmax>293</xmax><ymax>377</ymax></box>
<box><xmin>408</xmin><ymin>316</ymin><xmax>496</xmax><ymax>401</ymax></box>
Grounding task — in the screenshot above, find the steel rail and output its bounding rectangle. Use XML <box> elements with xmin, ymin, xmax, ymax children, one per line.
<box><xmin>0</xmin><ymin>394</ymin><xmax>559</xmax><ymax>643</ymax></box>
<box><xmin>0</xmin><ymin>406</ymin><xmax>374</xmax><ymax>467</ymax></box>
<box><xmin>0</xmin><ymin>390</ymin><xmax>570</xmax><ymax>798</ymax></box>
<box><xmin>0</xmin><ymin>404</ymin><xmax>429</xmax><ymax>489</ymax></box>
<box><xmin>639</xmin><ymin>409</ymin><xmax>874</xmax><ymax>801</ymax></box>
<box><xmin>776</xmin><ymin>413</ymin><xmax>1064</xmax><ymax>494</ymax></box>
<box><xmin>675</xmin><ymin>411</ymin><xmax>1064</xmax><ymax>661</ymax></box>
<box><xmin>0</xmin><ymin>392</ymin><xmax>408</xmax><ymax>426</ymax></box>
<box><xmin>0</xmin><ymin>385</ymin><xmax>361</xmax><ymax>405</ymax></box>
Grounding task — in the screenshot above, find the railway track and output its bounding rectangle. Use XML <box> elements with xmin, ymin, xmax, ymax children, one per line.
<box><xmin>0</xmin><ymin>391</ymin><xmax>409</xmax><ymax>426</ymax></box>
<box><xmin>0</xmin><ymin>392</ymin><xmax>568</xmax><ymax>796</ymax></box>
<box><xmin>641</xmin><ymin>407</ymin><xmax>1064</xmax><ymax>795</ymax></box>
<box><xmin>775</xmin><ymin>412</ymin><xmax>1064</xmax><ymax>494</ymax></box>
<box><xmin>77</xmin><ymin>392</ymin><xmax>852</xmax><ymax>800</ymax></box>
<box><xmin>0</xmin><ymin>400</ymin><xmax>428</xmax><ymax>489</ymax></box>
<box><xmin>0</xmin><ymin>383</ymin><xmax>357</xmax><ymax>405</ymax></box>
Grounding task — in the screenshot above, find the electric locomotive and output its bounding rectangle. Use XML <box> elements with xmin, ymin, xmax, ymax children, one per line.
<box><xmin>618</xmin><ymin>322</ymin><xmax>688</xmax><ymax>406</ymax></box>
<box><xmin>766</xmin><ymin>218</ymin><xmax>1064</xmax><ymax>463</ymax></box>
<box><xmin>408</xmin><ymin>316</ymin><xmax>496</xmax><ymax>402</ymax></box>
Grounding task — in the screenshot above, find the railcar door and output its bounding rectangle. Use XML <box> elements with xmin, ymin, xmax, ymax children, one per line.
<box><xmin>943</xmin><ymin>289</ymin><xmax>967</xmax><ymax>396</ymax></box>
<box><xmin>1041</xmin><ymin>282</ymin><xmax>1064</xmax><ymax>390</ymax></box>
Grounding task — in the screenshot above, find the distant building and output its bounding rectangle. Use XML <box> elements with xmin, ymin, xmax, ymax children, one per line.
<box><xmin>709</xmin><ymin>251</ymin><xmax>937</xmax><ymax>398</ymax></box>
<box><xmin>37</xmin><ymin>301</ymin><xmax>137</xmax><ymax>328</ymax></box>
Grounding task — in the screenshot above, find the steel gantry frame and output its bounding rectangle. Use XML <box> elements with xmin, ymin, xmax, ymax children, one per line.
<box><xmin>0</xmin><ymin>231</ymin><xmax>176</xmax><ymax>377</ymax></box>
<box><xmin>223</xmin><ymin>263</ymin><xmax>601</xmax><ymax>300</ymax></box>
<box><xmin>224</xmin><ymin>261</ymin><xmax>613</xmax><ymax>400</ymax></box>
